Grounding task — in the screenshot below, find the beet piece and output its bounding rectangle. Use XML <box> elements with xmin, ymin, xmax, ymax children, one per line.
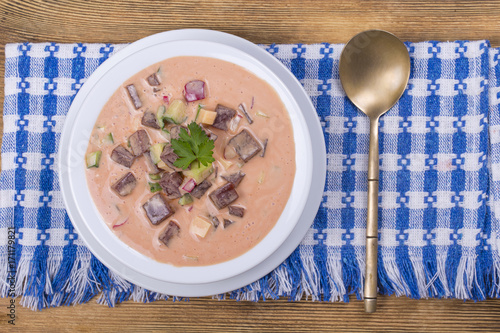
<box><xmin>228</xmin><ymin>205</ymin><xmax>245</xmax><ymax>218</ymax></box>
<box><xmin>159</xmin><ymin>172</ymin><xmax>183</xmax><ymax>199</ymax></box>
<box><xmin>159</xmin><ymin>221</ymin><xmax>180</xmax><ymax>246</ymax></box>
<box><xmin>190</xmin><ymin>180</ymin><xmax>213</xmax><ymax>199</ymax></box>
<box><xmin>212</xmin><ymin>104</ymin><xmax>236</xmax><ymax>131</ymax></box>
<box><xmin>143</xmin><ymin>193</ymin><xmax>175</xmax><ymax>225</ymax></box>
<box><xmin>129</xmin><ymin>129</ymin><xmax>150</xmax><ymax>156</ymax></box>
<box><xmin>227</xmin><ymin>129</ymin><xmax>262</xmax><ymax>162</ymax></box>
<box><xmin>223</xmin><ymin>219</ymin><xmax>234</xmax><ymax>228</ymax></box>
<box><xmin>110</xmin><ymin>146</ymin><xmax>135</xmax><ymax>168</ymax></box>
<box><xmin>144</xmin><ymin>151</ymin><xmax>160</xmax><ymax>174</ymax></box>
<box><xmin>221</xmin><ymin>171</ymin><xmax>245</xmax><ymax>187</ymax></box>
<box><xmin>141</xmin><ymin>110</ymin><xmax>160</xmax><ymax>129</ymax></box>
<box><xmin>160</xmin><ymin>145</ymin><xmax>180</xmax><ymax>170</ymax></box>
<box><xmin>209</xmin><ymin>183</ymin><xmax>239</xmax><ymax>209</ymax></box>
<box><xmin>112</xmin><ymin>172</ymin><xmax>137</xmax><ymax>197</ymax></box>
<box><xmin>147</xmin><ymin>73</ymin><xmax>160</xmax><ymax>86</ymax></box>
<box><xmin>126</xmin><ymin>84</ymin><xmax>142</xmax><ymax>109</ymax></box>
<box><xmin>210</xmin><ymin>216</ymin><xmax>220</xmax><ymax>229</ymax></box>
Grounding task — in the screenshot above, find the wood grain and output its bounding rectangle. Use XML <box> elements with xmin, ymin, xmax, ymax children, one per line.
<box><xmin>1</xmin><ymin>0</ymin><xmax>500</xmax><ymax>331</ymax></box>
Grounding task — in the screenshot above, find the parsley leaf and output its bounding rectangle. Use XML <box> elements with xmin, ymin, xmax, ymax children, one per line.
<box><xmin>171</xmin><ymin>121</ymin><xmax>215</xmax><ymax>169</ymax></box>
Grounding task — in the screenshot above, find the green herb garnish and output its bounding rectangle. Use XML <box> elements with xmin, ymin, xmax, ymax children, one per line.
<box><xmin>195</xmin><ymin>104</ymin><xmax>203</xmax><ymax>122</ymax></box>
<box><xmin>171</xmin><ymin>121</ymin><xmax>215</xmax><ymax>170</ymax></box>
<box><xmin>148</xmin><ymin>182</ymin><xmax>162</xmax><ymax>193</ymax></box>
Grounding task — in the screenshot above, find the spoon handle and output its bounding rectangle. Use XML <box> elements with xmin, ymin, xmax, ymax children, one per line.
<box><xmin>365</xmin><ymin>117</ymin><xmax>380</xmax><ymax>313</ymax></box>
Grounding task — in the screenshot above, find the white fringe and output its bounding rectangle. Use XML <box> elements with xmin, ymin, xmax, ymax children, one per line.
<box><xmin>299</xmin><ymin>254</ymin><xmax>320</xmax><ymax>301</ymax></box>
<box><xmin>273</xmin><ymin>265</ymin><xmax>293</xmax><ymax>296</ymax></box>
<box><xmin>325</xmin><ymin>254</ymin><xmax>345</xmax><ymax>301</ymax></box>
<box><xmin>455</xmin><ymin>249</ymin><xmax>484</xmax><ymax>300</ymax></box>
<box><xmin>429</xmin><ymin>249</ymin><xmax>451</xmax><ymax>297</ymax></box>
<box><xmin>409</xmin><ymin>253</ymin><xmax>429</xmax><ymax>298</ymax></box>
<box><xmin>381</xmin><ymin>256</ymin><xmax>410</xmax><ymax>296</ymax></box>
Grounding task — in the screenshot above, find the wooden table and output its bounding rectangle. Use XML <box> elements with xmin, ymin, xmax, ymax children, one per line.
<box><xmin>1</xmin><ymin>1</ymin><xmax>500</xmax><ymax>331</ymax></box>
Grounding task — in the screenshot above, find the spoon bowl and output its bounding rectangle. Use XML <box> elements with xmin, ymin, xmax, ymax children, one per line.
<box><xmin>339</xmin><ymin>30</ymin><xmax>410</xmax><ymax>313</ymax></box>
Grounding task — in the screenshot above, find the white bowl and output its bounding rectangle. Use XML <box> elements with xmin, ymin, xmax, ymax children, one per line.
<box><xmin>59</xmin><ymin>29</ymin><xmax>326</xmax><ymax>295</ymax></box>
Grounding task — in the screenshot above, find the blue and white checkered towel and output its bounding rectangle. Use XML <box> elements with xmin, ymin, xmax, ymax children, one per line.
<box><xmin>2</xmin><ymin>40</ymin><xmax>500</xmax><ymax>310</ymax></box>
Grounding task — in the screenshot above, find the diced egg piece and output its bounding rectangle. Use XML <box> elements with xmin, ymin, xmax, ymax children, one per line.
<box><xmin>190</xmin><ymin>216</ymin><xmax>212</xmax><ymax>238</ymax></box>
<box><xmin>219</xmin><ymin>158</ymin><xmax>233</xmax><ymax>170</ymax></box>
<box><xmin>197</xmin><ymin>109</ymin><xmax>217</xmax><ymax>125</ymax></box>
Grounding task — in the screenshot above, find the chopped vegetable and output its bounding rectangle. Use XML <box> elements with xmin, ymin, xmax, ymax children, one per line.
<box><xmin>183</xmin><ymin>161</ymin><xmax>214</xmax><ymax>184</ymax></box>
<box><xmin>195</xmin><ymin>104</ymin><xmax>203</xmax><ymax>121</ymax></box>
<box><xmin>190</xmin><ymin>216</ymin><xmax>212</xmax><ymax>238</ymax></box>
<box><xmin>150</xmin><ymin>143</ymin><xmax>167</xmax><ymax>164</ymax></box>
<box><xmin>171</xmin><ymin>122</ymin><xmax>215</xmax><ymax>170</ymax></box>
<box><xmin>113</xmin><ymin>218</ymin><xmax>128</xmax><ymax>229</ymax></box>
<box><xmin>126</xmin><ymin>84</ymin><xmax>142</xmax><ymax>109</ymax></box>
<box><xmin>228</xmin><ymin>114</ymin><xmax>242</xmax><ymax>132</ymax></box>
<box><xmin>258</xmin><ymin>171</ymin><xmax>265</xmax><ymax>184</ymax></box>
<box><xmin>149</xmin><ymin>173</ymin><xmax>162</xmax><ymax>180</ymax></box>
<box><xmin>156</xmin><ymin>105</ymin><xmax>167</xmax><ymax>128</ymax></box>
<box><xmin>149</xmin><ymin>182</ymin><xmax>162</xmax><ymax>193</ymax></box>
<box><xmin>157</xmin><ymin>161</ymin><xmax>170</xmax><ymax>170</ymax></box>
<box><xmin>159</xmin><ymin>221</ymin><xmax>180</xmax><ymax>246</ymax></box>
<box><xmin>112</xmin><ymin>172</ymin><xmax>137</xmax><ymax>196</ymax></box>
<box><xmin>183</xmin><ymin>255</ymin><xmax>199</xmax><ymax>261</ymax></box>
<box><xmin>223</xmin><ymin>145</ymin><xmax>238</xmax><ymax>159</ymax></box>
<box><xmin>164</xmin><ymin>99</ymin><xmax>187</xmax><ymax>124</ymax></box>
<box><xmin>178</xmin><ymin>193</ymin><xmax>194</xmax><ymax>206</ymax></box>
<box><xmin>196</xmin><ymin>109</ymin><xmax>217</xmax><ymax>125</ymax></box>
<box><xmin>184</xmin><ymin>80</ymin><xmax>206</xmax><ymax>102</ymax></box>
<box><xmin>182</xmin><ymin>178</ymin><xmax>197</xmax><ymax>192</ymax></box>
<box><xmin>238</xmin><ymin>104</ymin><xmax>253</xmax><ymax>124</ymax></box>
<box><xmin>143</xmin><ymin>193</ymin><xmax>175</xmax><ymax>225</ymax></box>
<box><xmin>250</xmin><ymin>96</ymin><xmax>255</xmax><ymax>109</ymax></box>
<box><xmin>256</xmin><ymin>110</ymin><xmax>270</xmax><ymax>118</ymax></box>
<box><xmin>103</xmin><ymin>133</ymin><xmax>114</xmax><ymax>144</ymax></box>
<box><xmin>163</xmin><ymin>96</ymin><xmax>170</xmax><ymax>104</ymax></box>
<box><xmin>86</xmin><ymin>151</ymin><xmax>102</xmax><ymax>168</ymax></box>
<box><xmin>218</xmin><ymin>158</ymin><xmax>233</xmax><ymax>170</ymax></box>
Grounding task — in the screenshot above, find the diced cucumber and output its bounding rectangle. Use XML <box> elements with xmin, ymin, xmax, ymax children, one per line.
<box><xmin>150</xmin><ymin>143</ymin><xmax>166</xmax><ymax>164</ymax></box>
<box><xmin>149</xmin><ymin>173</ymin><xmax>161</xmax><ymax>180</ymax></box>
<box><xmin>86</xmin><ymin>151</ymin><xmax>102</xmax><ymax>168</ymax></box>
<box><xmin>164</xmin><ymin>99</ymin><xmax>187</xmax><ymax>124</ymax></box>
<box><xmin>178</xmin><ymin>193</ymin><xmax>193</xmax><ymax>206</ymax></box>
<box><xmin>157</xmin><ymin>105</ymin><xmax>166</xmax><ymax>129</ymax></box>
<box><xmin>148</xmin><ymin>182</ymin><xmax>162</xmax><ymax>193</ymax></box>
<box><xmin>103</xmin><ymin>133</ymin><xmax>114</xmax><ymax>144</ymax></box>
<box><xmin>183</xmin><ymin>162</ymin><xmax>214</xmax><ymax>184</ymax></box>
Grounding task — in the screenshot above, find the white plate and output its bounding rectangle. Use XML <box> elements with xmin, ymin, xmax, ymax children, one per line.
<box><xmin>59</xmin><ymin>29</ymin><xmax>326</xmax><ymax>296</ymax></box>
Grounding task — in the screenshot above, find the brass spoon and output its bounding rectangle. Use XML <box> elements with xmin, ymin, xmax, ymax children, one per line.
<box><xmin>339</xmin><ymin>30</ymin><xmax>410</xmax><ymax>313</ymax></box>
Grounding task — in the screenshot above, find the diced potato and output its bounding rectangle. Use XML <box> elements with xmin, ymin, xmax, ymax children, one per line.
<box><xmin>190</xmin><ymin>216</ymin><xmax>212</xmax><ymax>238</ymax></box>
<box><xmin>157</xmin><ymin>161</ymin><xmax>171</xmax><ymax>170</ymax></box>
<box><xmin>196</xmin><ymin>109</ymin><xmax>217</xmax><ymax>125</ymax></box>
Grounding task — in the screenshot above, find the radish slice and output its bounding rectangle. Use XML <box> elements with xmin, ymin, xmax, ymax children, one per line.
<box><xmin>163</xmin><ymin>95</ymin><xmax>170</xmax><ymax>104</ymax></box>
<box><xmin>188</xmin><ymin>205</ymin><xmax>194</xmax><ymax>212</ymax></box>
<box><xmin>184</xmin><ymin>80</ymin><xmax>206</xmax><ymax>102</ymax></box>
<box><xmin>182</xmin><ymin>178</ymin><xmax>197</xmax><ymax>192</ymax></box>
<box><xmin>113</xmin><ymin>218</ymin><xmax>128</xmax><ymax>229</ymax></box>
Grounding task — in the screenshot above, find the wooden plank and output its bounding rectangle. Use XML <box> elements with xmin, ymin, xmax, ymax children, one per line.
<box><xmin>1</xmin><ymin>0</ymin><xmax>500</xmax><ymax>331</ymax></box>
